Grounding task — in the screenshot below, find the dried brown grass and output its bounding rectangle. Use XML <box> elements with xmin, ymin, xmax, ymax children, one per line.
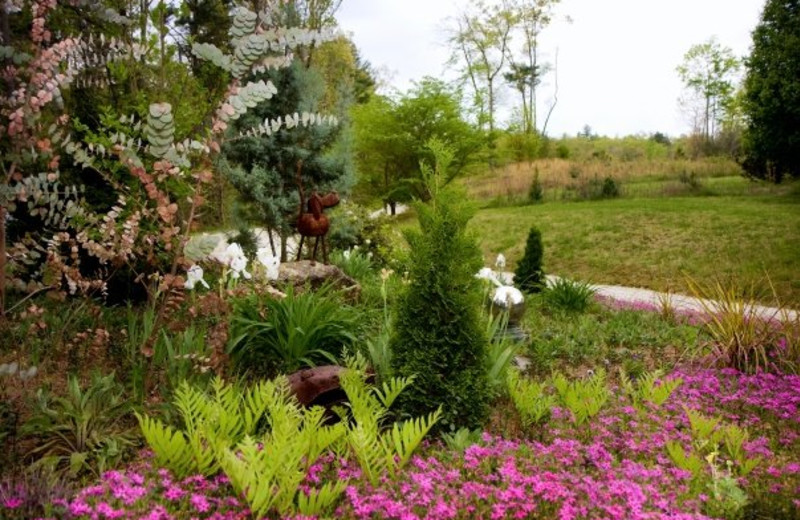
<box><xmin>463</xmin><ymin>158</ymin><xmax>742</xmax><ymax>200</ymax></box>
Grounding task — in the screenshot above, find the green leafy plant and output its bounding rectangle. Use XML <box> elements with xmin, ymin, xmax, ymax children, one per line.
<box><xmin>389</xmin><ymin>141</ymin><xmax>491</xmax><ymax>431</ymax></box>
<box><xmin>217</xmin><ymin>404</ymin><xmax>345</xmax><ymax>518</ymax></box>
<box><xmin>229</xmin><ymin>285</ymin><xmax>358</xmax><ymax>377</ymax></box>
<box><xmin>619</xmin><ymin>369</ymin><xmax>683</xmax><ymax>409</ymax></box>
<box><xmin>365</xmin><ymin>269</ymin><xmax>395</xmax><ymax>382</ymax></box>
<box><xmin>330</xmin><ymin>249</ymin><xmax>374</xmax><ymax>281</ymax></box>
<box><xmin>138</xmin><ymin>375</ymin><xmax>346</xmax><ymax>517</ymax></box>
<box><xmin>506</xmin><ymin>369</ymin><xmax>555</xmax><ymax>427</ymax></box>
<box><xmin>485</xmin><ymin>310</ymin><xmax>521</xmax><ymax>395</ymax></box>
<box><xmin>338</xmin><ymin>356</ymin><xmax>442</xmax><ymax>485</ymax></box>
<box><xmin>552</xmin><ymin>369</ymin><xmax>609</xmax><ymax>425</ymax></box>
<box><xmin>544</xmin><ymin>278</ymin><xmax>596</xmax><ymax>313</ymax></box>
<box><xmin>442</xmin><ymin>427</ymin><xmax>482</xmax><ymax>452</ymax></box>
<box><xmin>136</xmin><ymin>377</ymin><xmax>281</xmax><ymax>478</ymax></box>
<box><xmin>666</xmin><ymin>407</ymin><xmax>762</xmax><ymax>493</ymax></box>
<box><xmin>23</xmin><ymin>373</ymin><xmax>134</xmax><ymax>476</ymax></box>
<box><xmin>155</xmin><ymin>325</ymin><xmax>214</xmax><ymax>395</ymax></box>
<box><xmin>515</xmin><ymin>227</ymin><xmax>545</xmax><ymax>293</ymax></box>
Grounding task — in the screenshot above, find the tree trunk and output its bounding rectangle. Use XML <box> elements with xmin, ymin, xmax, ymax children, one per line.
<box><xmin>280</xmin><ymin>228</ymin><xmax>288</xmax><ymax>263</ymax></box>
<box><xmin>0</xmin><ymin>205</ymin><xmax>6</xmax><ymax>319</ymax></box>
<box><xmin>390</xmin><ymin>201</ymin><xmax>396</xmax><ymax>216</ymax></box>
<box><xmin>267</xmin><ymin>226</ymin><xmax>277</xmax><ymax>256</ymax></box>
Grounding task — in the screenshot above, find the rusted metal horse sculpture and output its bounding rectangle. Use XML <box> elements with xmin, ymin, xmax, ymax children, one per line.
<box><xmin>295</xmin><ymin>161</ymin><xmax>340</xmax><ymax>264</ymax></box>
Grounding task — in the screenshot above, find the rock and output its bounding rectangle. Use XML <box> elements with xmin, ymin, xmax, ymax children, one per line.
<box><xmin>287</xmin><ymin>365</ymin><xmax>346</xmax><ymax>407</ymax></box>
<box><xmin>277</xmin><ymin>260</ymin><xmax>360</xmax><ymax>301</ymax></box>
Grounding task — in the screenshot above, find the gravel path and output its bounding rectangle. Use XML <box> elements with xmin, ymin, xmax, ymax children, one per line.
<box><xmin>546</xmin><ymin>275</ymin><xmax>798</xmax><ymax>322</ymax></box>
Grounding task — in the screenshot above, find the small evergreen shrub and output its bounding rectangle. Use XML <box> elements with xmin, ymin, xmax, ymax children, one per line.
<box><xmin>528</xmin><ymin>171</ymin><xmax>544</xmax><ymax>203</ymax></box>
<box><xmin>601</xmin><ymin>176</ymin><xmax>620</xmax><ymax>198</ymax></box>
<box><xmin>515</xmin><ymin>227</ymin><xmax>545</xmax><ymax>294</ymax></box>
<box><xmin>390</xmin><ymin>142</ymin><xmax>491</xmax><ymax>432</ymax></box>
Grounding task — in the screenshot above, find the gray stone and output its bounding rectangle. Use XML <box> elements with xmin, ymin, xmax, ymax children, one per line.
<box><xmin>277</xmin><ymin>260</ymin><xmax>361</xmax><ymax>301</ymax></box>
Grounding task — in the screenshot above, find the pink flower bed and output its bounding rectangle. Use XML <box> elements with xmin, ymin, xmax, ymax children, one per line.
<box><xmin>4</xmin><ymin>366</ymin><xmax>798</xmax><ymax>520</ymax></box>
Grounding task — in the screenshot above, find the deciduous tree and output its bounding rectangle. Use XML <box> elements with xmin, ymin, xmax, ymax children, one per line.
<box><xmin>741</xmin><ymin>0</ymin><xmax>800</xmax><ymax>182</ymax></box>
<box><xmin>677</xmin><ymin>38</ymin><xmax>740</xmax><ymax>141</ymax></box>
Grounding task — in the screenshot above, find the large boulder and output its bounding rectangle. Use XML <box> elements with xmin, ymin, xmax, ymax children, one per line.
<box><xmin>277</xmin><ymin>260</ymin><xmax>360</xmax><ymax>300</ymax></box>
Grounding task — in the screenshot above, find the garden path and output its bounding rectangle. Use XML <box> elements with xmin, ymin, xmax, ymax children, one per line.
<box><xmin>540</xmin><ymin>274</ymin><xmax>799</xmax><ymax>322</ymax></box>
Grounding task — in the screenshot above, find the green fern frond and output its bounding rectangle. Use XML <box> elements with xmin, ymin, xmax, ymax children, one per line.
<box><xmin>296</xmin><ymin>481</ymin><xmax>347</xmax><ymax>516</ymax></box>
<box><xmin>136</xmin><ymin>413</ymin><xmax>194</xmax><ymax>478</ymax></box>
<box><xmin>373</xmin><ymin>376</ymin><xmax>415</xmax><ymax>410</ymax></box>
<box><xmin>385</xmin><ymin>408</ymin><xmax>442</xmax><ymax>468</ymax></box>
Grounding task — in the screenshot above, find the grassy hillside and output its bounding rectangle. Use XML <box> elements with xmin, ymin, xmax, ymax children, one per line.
<box><xmin>469</xmin><ymin>189</ymin><xmax>800</xmax><ymax>303</ymax></box>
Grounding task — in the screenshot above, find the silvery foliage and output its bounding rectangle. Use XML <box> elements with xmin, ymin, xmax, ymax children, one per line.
<box><xmin>192</xmin><ymin>6</ymin><xmax>340</xmax><ymax>136</ymax></box>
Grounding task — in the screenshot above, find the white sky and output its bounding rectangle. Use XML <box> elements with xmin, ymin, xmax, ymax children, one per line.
<box><xmin>336</xmin><ymin>0</ymin><xmax>765</xmax><ymax>137</ymax></box>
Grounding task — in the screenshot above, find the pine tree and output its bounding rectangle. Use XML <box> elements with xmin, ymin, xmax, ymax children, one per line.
<box><xmin>515</xmin><ymin>227</ymin><xmax>545</xmax><ymax>293</ymax></box>
<box><xmin>222</xmin><ymin>61</ymin><xmax>353</xmax><ymax>261</ymax></box>
<box><xmin>389</xmin><ymin>142</ymin><xmax>490</xmax><ymax>432</ymax></box>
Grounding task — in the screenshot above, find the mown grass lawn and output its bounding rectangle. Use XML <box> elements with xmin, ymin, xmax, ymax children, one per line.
<box><xmin>470</xmin><ymin>190</ymin><xmax>800</xmax><ymax>304</ymax></box>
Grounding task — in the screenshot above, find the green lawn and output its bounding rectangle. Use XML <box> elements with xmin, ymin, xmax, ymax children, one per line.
<box><xmin>469</xmin><ymin>191</ymin><xmax>800</xmax><ymax>304</ymax></box>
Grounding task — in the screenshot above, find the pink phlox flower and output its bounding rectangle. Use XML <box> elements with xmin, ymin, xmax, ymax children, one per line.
<box><xmin>190</xmin><ymin>493</ymin><xmax>211</xmax><ymax>513</ymax></box>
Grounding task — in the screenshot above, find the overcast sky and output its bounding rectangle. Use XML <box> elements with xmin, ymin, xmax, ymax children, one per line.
<box><xmin>336</xmin><ymin>0</ymin><xmax>765</xmax><ymax>138</ymax></box>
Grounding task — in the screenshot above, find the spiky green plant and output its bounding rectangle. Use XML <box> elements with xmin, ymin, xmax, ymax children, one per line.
<box><xmin>544</xmin><ymin>277</ymin><xmax>596</xmax><ymax>313</ymax></box>
<box><xmin>685</xmin><ymin>276</ymin><xmax>776</xmax><ymax>373</ymax></box>
<box><xmin>229</xmin><ymin>285</ymin><xmax>358</xmax><ymax>377</ymax></box>
<box><xmin>24</xmin><ymin>373</ymin><xmax>134</xmax><ymax>476</ymax></box>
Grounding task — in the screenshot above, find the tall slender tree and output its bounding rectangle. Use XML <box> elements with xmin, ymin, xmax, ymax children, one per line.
<box><xmin>741</xmin><ymin>0</ymin><xmax>800</xmax><ymax>182</ymax></box>
<box><xmin>677</xmin><ymin>38</ymin><xmax>741</xmax><ymax>141</ymax></box>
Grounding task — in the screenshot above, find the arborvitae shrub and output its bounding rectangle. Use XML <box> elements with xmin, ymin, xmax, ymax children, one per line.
<box><xmin>515</xmin><ymin>227</ymin><xmax>545</xmax><ymax>293</ymax></box>
<box><xmin>389</xmin><ymin>142</ymin><xmax>490</xmax><ymax>432</ymax></box>
<box><xmin>528</xmin><ymin>171</ymin><xmax>543</xmax><ymax>203</ymax></box>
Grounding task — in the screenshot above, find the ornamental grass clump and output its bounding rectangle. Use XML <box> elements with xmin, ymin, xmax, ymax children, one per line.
<box><xmin>686</xmin><ymin>276</ymin><xmax>786</xmax><ymax>373</ymax></box>
<box><xmin>390</xmin><ymin>141</ymin><xmax>491</xmax><ymax>432</ymax></box>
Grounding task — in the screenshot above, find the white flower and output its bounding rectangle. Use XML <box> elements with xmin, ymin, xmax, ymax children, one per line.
<box><xmin>256</xmin><ymin>247</ymin><xmax>281</xmax><ymax>280</ymax></box>
<box><xmin>219</xmin><ymin>242</ymin><xmax>251</xmax><ymax>280</ymax></box>
<box><xmin>493</xmin><ymin>286</ymin><xmax>524</xmax><ymax>307</ymax></box>
<box><xmin>222</xmin><ymin>243</ymin><xmax>245</xmax><ymax>265</ymax></box>
<box><xmin>230</xmin><ymin>254</ymin><xmax>251</xmax><ymax>280</ymax></box>
<box><xmin>495</xmin><ymin>253</ymin><xmax>506</xmax><ymax>269</ymax></box>
<box><xmin>185</xmin><ymin>265</ymin><xmax>210</xmax><ymax>290</ymax></box>
<box><xmin>476</xmin><ymin>267</ymin><xmax>503</xmax><ymax>287</ymax></box>
<box><xmin>498</xmin><ymin>272</ymin><xmax>515</xmax><ymax>285</ymax></box>
<box><xmin>476</xmin><ymin>267</ymin><xmax>495</xmax><ymax>281</ymax></box>
<box><xmin>343</xmin><ymin>249</ymin><xmax>351</xmax><ymax>260</ymax></box>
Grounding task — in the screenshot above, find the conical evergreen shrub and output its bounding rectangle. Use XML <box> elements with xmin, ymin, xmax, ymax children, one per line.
<box><xmin>389</xmin><ymin>142</ymin><xmax>490</xmax><ymax>432</ymax></box>
<box><xmin>515</xmin><ymin>227</ymin><xmax>545</xmax><ymax>293</ymax></box>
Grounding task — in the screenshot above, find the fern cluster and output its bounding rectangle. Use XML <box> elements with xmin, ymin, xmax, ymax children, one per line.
<box><xmin>619</xmin><ymin>369</ymin><xmax>683</xmax><ymax>410</ymax></box>
<box><xmin>552</xmin><ymin>369</ymin><xmax>609</xmax><ymax>425</ymax></box>
<box><xmin>137</xmin><ymin>362</ymin><xmax>439</xmax><ymax>517</ymax></box>
<box><xmin>506</xmin><ymin>369</ymin><xmax>554</xmax><ymax>427</ymax></box>
<box><xmin>338</xmin><ymin>356</ymin><xmax>441</xmax><ymax>485</ymax></box>
<box><xmin>666</xmin><ymin>407</ymin><xmax>762</xmax><ymax>484</ymax></box>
